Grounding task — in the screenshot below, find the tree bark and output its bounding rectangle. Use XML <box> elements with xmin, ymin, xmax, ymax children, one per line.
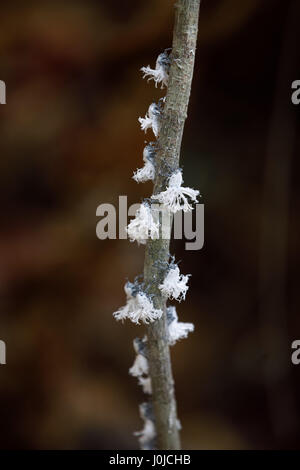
<box><xmin>144</xmin><ymin>0</ymin><xmax>201</xmax><ymax>450</ymax></box>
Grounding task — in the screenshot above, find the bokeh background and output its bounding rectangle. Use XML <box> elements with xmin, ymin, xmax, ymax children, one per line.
<box><xmin>0</xmin><ymin>0</ymin><xmax>299</xmax><ymax>449</ymax></box>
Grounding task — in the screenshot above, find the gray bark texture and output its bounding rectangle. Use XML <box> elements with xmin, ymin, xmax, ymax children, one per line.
<box><xmin>144</xmin><ymin>0</ymin><xmax>201</xmax><ymax>450</ymax></box>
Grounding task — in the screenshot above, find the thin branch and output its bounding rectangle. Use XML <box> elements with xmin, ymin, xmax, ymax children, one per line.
<box><xmin>144</xmin><ymin>0</ymin><xmax>201</xmax><ymax>450</ymax></box>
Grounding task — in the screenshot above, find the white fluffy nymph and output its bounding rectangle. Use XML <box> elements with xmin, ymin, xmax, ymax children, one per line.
<box><xmin>129</xmin><ymin>353</ymin><xmax>149</xmax><ymax>377</ymax></box>
<box><xmin>112</xmin><ymin>282</ymin><xmax>137</xmax><ymax>322</ymax></box>
<box><xmin>130</xmin><ymin>293</ymin><xmax>162</xmax><ymax>324</ymax></box>
<box><xmin>133</xmin><ymin>145</ymin><xmax>156</xmax><ymax>183</ymax></box>
<box><xmin>159</xmin><ymin>264</ymin><xmax>190</xmax><ymax>302</ymax></box>
<box><xmin>129</xmin><ymin>338</ymin><xmax>152</xmax><ymax>393</ymax></box>
<box><xmin>141</xmin><ymin>51</ymin><xmax>170</xmax><ymax>89</ymax></box>
<box><xmin>167</xmin><ymin>306</ymin><xmax>194</xmax><ymax>346</ymax></box>
<box><xmin>138</xmin><ymin>103</ymin><xmax>161</xmax><ymax>137</ymax></box>
<box><xmin>152</xmin><ymin>170</ymin><xmax>199</xmax><ymax>213</ymax></box>
<box><xmin>127</xmin><ymin>203</ymin><xmax>159</xmax><ymax>245</ymax></box>
<box><xmin>134</xmin><ymin>403</ymin><xmax>156</xmax><ymax>450</ymax></box>
<box><xmin>138</xmin><ymin>376</ymin><xmax>152</xmax><ymax>394</ymax></box>
<box><xmin>113</xmin><ymin>282</ymin><xmax>163</xmax><ymax>325</ymax></box>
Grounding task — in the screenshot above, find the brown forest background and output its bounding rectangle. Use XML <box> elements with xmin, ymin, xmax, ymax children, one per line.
<box><xmin>0</xmin><ymin>0</ymin><xmax>300</xmax><ymax>449</ymax></box>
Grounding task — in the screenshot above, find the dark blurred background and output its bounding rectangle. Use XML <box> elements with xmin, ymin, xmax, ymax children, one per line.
<box><xmin>0</xmin><ymin>0</ymin><xmax>299</xmax><ymax>449</ymax></box>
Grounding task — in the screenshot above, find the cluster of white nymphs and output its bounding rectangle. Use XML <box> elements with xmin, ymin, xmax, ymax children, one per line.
<box><xmin>152</xmin><ymin>170</ymin><xmax>199</xmax><ymax>213</ymax></box>
<box><xmin>130</xmin><ymin>339</ymin><xmax>154</xmax><ymax>448</ymax></box>
<box><xmin>113</xmin><ymin>281</ymin><xmax>162</xmax><ymax>325</ymax></box>
<box><xmin>141</xmin><ymin>50</ymin><xmax>171</xmax><ymax>89</ymax></box>
<box><xmin>115</xmin><ymin>53</ymin><xmax>168</xmax><ymax>447</ymax></box>
<box><xmin>127</xmin><ymin>202</ymin><xmax>159</xmax><ymax>245</ymax></box>
<box><xmin>114</xmin><ymin>47</ymin><xmax>198</xmax><ymax>450</ymax></box>
<box><xmin>133</xmin><ymin>144</ymin><xmax>156</xmax><ymax>183</ymax></box>
<box><xmin>129</xmin><ymin>302</ymin><xmax>194</xmax><ymax>448</ymax></box>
